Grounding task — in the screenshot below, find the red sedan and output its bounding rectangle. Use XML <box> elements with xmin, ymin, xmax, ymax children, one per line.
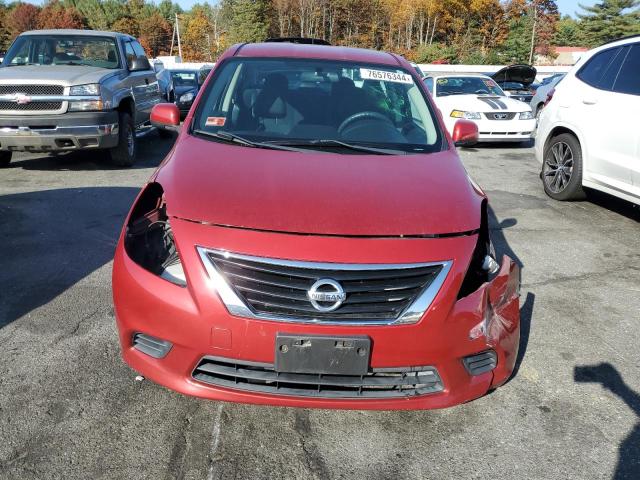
<box><xmin>112</xmin><ymin>40</ymin><xmax>520</xmax><ymax>410</ymax></box>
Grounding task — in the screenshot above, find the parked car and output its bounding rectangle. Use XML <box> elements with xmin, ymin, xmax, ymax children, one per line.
<box><xmin>113</xmin><ymin>40</ymin><xmax>521</xmax><ymax>410</ymax></box>
<box><xmin>536</xmin><ymin>35</ymin><xmax>640</xmax><ymax>205</ymax></box>
<box><xmin>491</xmin><ymin>64</ymin><xmax>537</xmax><ymax>103</ymax></box>
<box><xmin>530</xmin><ymin>74</ymin><xmax>565</xmax><ymax>119</ymax></box>
<box><xmin>154</xmin><ymin>61</ymin><xmax>175</xmax><ymax>102</ymax></box>
<box><xmin>423</xmin><ymin>74</ymin><xmax>535</xmax><ymax>142</ymax></box>
<box><xmin>0</xmin><ymin>29</ymin><xmax>163</xmax><ymax>167</ymax></box>
<box><xmin>410</xmin><ymin>62</ymin><xmax>425</xmax><ymax>78</ymax></box>
<box><xmin>170</xmin><ymin>69</ymin><xmax>205</xmax><ymax>117</ymax></box>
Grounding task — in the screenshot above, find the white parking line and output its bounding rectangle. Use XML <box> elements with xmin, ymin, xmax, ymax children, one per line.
<box><xmin>206</xmin><ymin>403</ymin><xmax>224</xmax><ymax>480</ymax></box>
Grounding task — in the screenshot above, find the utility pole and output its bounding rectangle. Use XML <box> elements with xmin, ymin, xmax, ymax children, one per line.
<box><xmin>529</xmin><ymin>5</ymin><xmax>537</xmax><ymax>65</ymax></box>
<box><xmin>175</xmin><ymin>13</ymin><xmax>183</xmax><ymax>61</ymax></box>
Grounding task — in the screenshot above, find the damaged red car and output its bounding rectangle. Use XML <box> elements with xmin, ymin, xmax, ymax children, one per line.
<box><xmin>112</xmin><ymin>41</ymin><xmax>521</xmax><ymax>410</ymax></box>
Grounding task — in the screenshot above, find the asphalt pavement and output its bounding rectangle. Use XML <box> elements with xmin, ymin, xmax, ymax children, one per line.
<box><xmin>1</xmin><ymin>135</ymin><xmax>639</xmax><ymax>480</ymax></box>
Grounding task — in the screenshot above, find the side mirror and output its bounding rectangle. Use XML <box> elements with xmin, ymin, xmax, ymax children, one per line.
<box><xmin>151</xmin><ymin>103</ymin><xmax>180</xmax><ymax>130</ymax></box>
<box><xmin>452</xmin><ymin>119</ymin><xmax>479</xmax><ymax>147</ymax></box>
<box><xmin>129</xmin><ymin>56</ymin><xmax>151</xmax><ymax>71</ymax></box>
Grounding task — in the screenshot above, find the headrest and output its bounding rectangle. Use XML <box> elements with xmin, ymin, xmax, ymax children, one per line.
<box><xmin>253</xmin><ymin>73</ymin><xmax>288</xmax><ymax>119</ymax></box>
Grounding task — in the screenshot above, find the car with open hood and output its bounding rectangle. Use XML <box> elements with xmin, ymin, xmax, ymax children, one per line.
<box><xmin>424</xmin><ymin>73</ymin><xmax>535</xmax><ymax>143</ymax></box>
<box><xmin>491</xmin><ymin>64</ymin><xmax>538</xmax><ymax>103</ymax></box>
<box><xmin>112</xmin><ymin>41</ymin><xmax>521</xmax><ymax>410</ymax></box>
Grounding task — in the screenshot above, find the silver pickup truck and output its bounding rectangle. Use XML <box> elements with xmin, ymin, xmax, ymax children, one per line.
<box><xmin>0</xmin><ymin>29</ymin><xmax>164</xmax><ymax>167</ymax></box>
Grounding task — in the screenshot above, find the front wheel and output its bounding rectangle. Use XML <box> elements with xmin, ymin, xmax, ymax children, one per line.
<box><xmin>0</xmin><ymin>151</ymin><xmax>12</xmax><ymax>168</ymax></box>
<box><xmin>108</xmin><ymin>111</ymin><xmax>136</xmax><ymax>167</ymax></box>
<box><xmin>541</xmin><ymin>133</ymin><xmax>586</xmax><ymax>201</ymax></box>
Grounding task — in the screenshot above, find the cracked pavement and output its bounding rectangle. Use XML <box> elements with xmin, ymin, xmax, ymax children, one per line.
<box><xmin>1</xmin><ymin>137</ymin><xmax>639</xmax><ymax>479</ymax></box>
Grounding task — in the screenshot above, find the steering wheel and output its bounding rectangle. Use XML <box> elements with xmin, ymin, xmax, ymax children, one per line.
<box><xmin>338</xmin><ymin>111</ymin><xmax>394</xmax><ymax>135</ymax></box>
<box><xmin>475</xmin><ymin>89</ymin><xmax>489</xmax><ymax>94</ymax></box>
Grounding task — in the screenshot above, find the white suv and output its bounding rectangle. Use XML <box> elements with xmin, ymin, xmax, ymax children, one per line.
<box><xmin>535</xmin><ymin>35</ymin><xmax>640</xmax><ymax>204</ymax></box>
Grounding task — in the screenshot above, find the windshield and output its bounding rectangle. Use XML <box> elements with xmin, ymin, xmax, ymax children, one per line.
<box><xmin>436</xmin><ymin>77</ymin><xmax>504</xmax><ymax>97</ymax></box>
<box><xmin>192</xmin><ymin>58</ymin><xmax>443</xmax><ymax>154</ymax></box>
<box><xmin>1</xmin><ymin>35</ymin><xmax>119</xmax><ymax>68</ymax></box>
<box><xmin>171</xmin><ymin>71</ymin><xmax>198</xmax><ymax>87</ymax></box>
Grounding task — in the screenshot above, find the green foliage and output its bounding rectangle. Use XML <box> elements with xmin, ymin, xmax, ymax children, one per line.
<box><xmin>577</xmin><ymin>0</ymin><xmax>640</xmax><ymax>47</ymax></box>
<box><xmin>413</xmin><ymin>43</ymin><xmax>457</xmax><ymax>64</ymax></box>
<box><xmin>500</xmin><ymin>13</ymin><xmax>534</xmax><ymax>63</ymax></box>
<box><xmin>224</xmin><ymin>0</ymin><xmax>270</xmax><ymax>44</ymax></box>
<box><xmin>554</xmin><ymin>16</ymin><xmax>583</xmax><ymax>46</ymax></box>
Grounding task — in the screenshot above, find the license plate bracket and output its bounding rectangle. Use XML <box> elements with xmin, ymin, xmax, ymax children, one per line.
<box><xmin>275</xmin><ymin>333</ymin><xmax>370</xmax><ymax>376</ymax></box>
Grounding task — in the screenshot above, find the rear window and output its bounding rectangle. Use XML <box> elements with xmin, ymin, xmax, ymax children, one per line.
<box><xmin>576</xmin><ymin>46</ymin><xmax>625</xmax><ymax>90</ymax></box>
<box><xmin>192</xmin><ymin>58</ymin><xmax>443</xmax><ymax>154</ymax></box>
<box><xmin>613</xmin><ymin>44</ymin><xmax>640</xmax><ymax>95</ymax></box>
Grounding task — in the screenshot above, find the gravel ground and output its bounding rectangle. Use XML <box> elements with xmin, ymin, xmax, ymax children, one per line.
<box><xmin>1</xmin><ymin>135</ymin><xmax>639</xmax><ymax>480</ymax></box>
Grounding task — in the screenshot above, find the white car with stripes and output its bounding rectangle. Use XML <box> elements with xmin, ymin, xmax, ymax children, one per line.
<box><xmin>423</xmin><ymin>74</ymin><xmax>536</xmax><ymax>143</ymax></box>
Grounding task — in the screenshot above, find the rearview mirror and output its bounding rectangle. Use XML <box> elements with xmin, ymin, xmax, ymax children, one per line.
<box><xmin>151</xmin><ymin>103</ymin><xmax>180</xmax><ymax>130</ymax></box>
<box><xmin>451</xmin><ymin>119</ymin><xmax>479</xmax><ymax>147</ymax></box>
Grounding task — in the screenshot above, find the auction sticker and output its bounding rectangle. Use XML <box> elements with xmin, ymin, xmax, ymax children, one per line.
<box><xmin>205</xmin><ymin>117</ymin><xmax>226</xmax><ymax>127</ymax></box>
<box><xmin>360</xmin><ymin>68</ymin><xmax>413</xmax><ymax>84</ymax></box>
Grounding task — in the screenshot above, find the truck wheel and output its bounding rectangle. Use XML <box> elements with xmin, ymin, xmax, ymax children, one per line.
<box><xmin>0</xmin><ymin>151</ymin><xmax>11</xmax><ymax>168</ymax></box>
<box><xmin>108</xmin><ymin>111</ymin><xmax>136</xmax><ymax>167</ymax></box>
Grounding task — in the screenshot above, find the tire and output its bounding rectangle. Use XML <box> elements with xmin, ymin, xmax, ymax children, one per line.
<box><xmin>108</xmin><ymin>111</ymin><xmax>136</xmax><ymax>167</ymax></box>
<box><xmin>0</xmin><ymin>151</ymin><xmax>11</xmax><ymax>168</ymax></box>
<box><xmin>541</xmin><ymin>132</ymin><xmax>586</xmax><ymax>201</ymax></box>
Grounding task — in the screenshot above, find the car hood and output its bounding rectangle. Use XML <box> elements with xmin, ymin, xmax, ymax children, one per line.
<box><xmin>435</xmin><ymin>94</ymin><xmax>530</xmax><ymax>113</ymax></box>
<box><xmin>175</xmin><ymin>85</ymin><xmax>198</xmax><ymax>96</ymax></box>
<box><xmin>491</xmin><ymin>64</ymin><xmax>537</xmax><ymax>86</ymax></box>
<box><xmin>0</xmin><ymin>65</ymin><xmax>114</xmax><ymax>86</ymax></box>
<box><xmin>156</xmin><ymin>135</ymin><xmax>484</xmax><ymax>236</ymax></box>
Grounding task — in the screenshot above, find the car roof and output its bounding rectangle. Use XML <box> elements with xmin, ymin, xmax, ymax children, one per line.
<box><xmin>427</xmin><ymin>73</ymin><xmax>492</xmax><ymax>79</ymax></box>
<box><xmin>233</xmin><ymin>42</ymin><xmax>403</xmax><ymax>68</ymax></box>
<box><xmin>20</xmin><ymin>29</ymin><xmax>131</xmax><ymax>39</ymax></box>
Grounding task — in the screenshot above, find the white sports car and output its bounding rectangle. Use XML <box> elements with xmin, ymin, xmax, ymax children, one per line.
<box><xmin>423</xmin><ymin>74</ymin><xmax>536</xmax><ymax>143</ymax></box>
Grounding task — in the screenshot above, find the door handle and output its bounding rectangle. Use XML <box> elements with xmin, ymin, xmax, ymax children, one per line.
<box><xmin>582</xmin><ymin>98</ymin><xmax>597</xmax><ymax>105</ymax></box>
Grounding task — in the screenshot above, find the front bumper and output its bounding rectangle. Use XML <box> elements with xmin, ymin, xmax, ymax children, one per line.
<box><xmin>0</xmin><ymin>111</ymin><xmax>119</xmax><ymax>152</ymax></box>
<box><xmin>445</xmin><ymin>117</ymin><xmax>536</xmax><ymax>142</ymax></box>
<box><xmin>113</xmin><ymin>220</ymin><xmax>521</xmax><ymax>410</ymax></box>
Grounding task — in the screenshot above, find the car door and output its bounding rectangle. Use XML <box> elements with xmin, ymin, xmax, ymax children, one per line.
<box><xmin>568</xmin><ymin>45</ymin><xmax>633</xmax><ymax>191</ymax></box>
<box><xmin>610</xmin><ymin>43</ymin><xmax>640</xmax><ymax>196</ymax></box>
<box><xmin>130</xmin><ymin>40</ymin><xmax>161</xmax><ymax>123</ymax></box>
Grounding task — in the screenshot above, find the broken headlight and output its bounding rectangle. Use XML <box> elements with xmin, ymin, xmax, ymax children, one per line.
<box><xmin>124</xmin><ymin>183</ymin><xmax>186</xmax><ymax>287</ymax></box>
<box><xmin>458</xmin><ymin>200</ymin><xmax>500</xmax><ymax>299</ymax></box>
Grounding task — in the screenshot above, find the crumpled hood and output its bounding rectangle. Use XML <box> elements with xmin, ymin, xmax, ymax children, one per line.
<box><xmin>0</xmin><ymin>65</ymin><xmax>114</xmax><ymax>86</ymax></box>
<box><xmin>155</xmin><ymin>135</ymin><xmax>483</xmax><ymax>236</ymax></box>
<box><xmin>491</xmin><ymin>64</ymin><xmax>537</xmax><ymax>86</ymax></box>
<box><xmin>436</xmin><ymin>94</ymin><xmax>530</xmax><ymax>113</ymax></box>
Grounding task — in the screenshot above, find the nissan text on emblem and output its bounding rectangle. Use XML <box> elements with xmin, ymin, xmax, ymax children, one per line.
<box><xmin>307</xmin><ymin>278</ymin><xmax>347</xmax><ymax>312</ymax></box>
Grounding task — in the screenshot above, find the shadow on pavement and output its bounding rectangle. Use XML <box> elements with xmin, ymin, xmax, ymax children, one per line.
<box><xmin>585</xmin><ymin>189</ymin><xmax>640</xmax><ymax>223</ymax></box>
<box><xmin>0</xmin><ymin>187</ymin><xmax>139</xmax><ymax>327</ymax></box>
<box><xmin>575</xmin><ymin>363</ymin><xmax>640</xmax><ymax>479</ymax></box>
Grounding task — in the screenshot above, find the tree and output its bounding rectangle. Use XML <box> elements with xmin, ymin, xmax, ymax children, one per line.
<box><xmin>182</xmin><ymin>7</ymin><xmax>213</xmax><ymax>60</ymax></box>
<box><xmin>111</xmin><ymin>15</ymin><xmax>140</xmax><ymax>37</ymax></box>
<box><xmin>139</xmin><ymin>12</ymin><xmax>173</xmax><ymax>57</ymax></box>
<box><xmin>225</xmin><ymin>0</ymin><xmax>270</xmax><ymax>44</ymax></box>
<box><xmin>554</xmin><ymin>15</ymin><xmax>583</xmax><ymax>46</ymax></box>
<box><xmin>6</xmin><ymin>3</ymin><xmax>40</xmax><ymax>40</ymax></box>
<box><xmin>578</xmin><ymin>0</ymin><xmax>640</xmax><ymax>46</ymax></box>
<box><xmin>38</xmin><ymin>1</ymin><xmax>86</xmax><ymax>29</ymax></box>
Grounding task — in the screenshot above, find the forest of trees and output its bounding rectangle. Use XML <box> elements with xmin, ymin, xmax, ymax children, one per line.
<box><xmin>1</xmin><ymin>0</ymin><xmax>639</xmax><ymax>64</ymax></box>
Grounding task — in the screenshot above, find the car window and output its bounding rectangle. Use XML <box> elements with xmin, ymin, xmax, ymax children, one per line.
<box><xmin>423</xmin><ymin>77</ymin><xmax>434</xmax><ymax>93</ymax></box>
<box><xmin>124</xmin><ymin>42</ymin><xmax>136</xmax><ymax>67</ymax></box>
<box><xmin>576</xmin><ymin>47</ymin><xmax>623</xmax><ymax>89</ymax></box>
<box><xmin>192</xmin><ymin>58</ymin><xmax>443</xmax><ymax>153</ymax></box>
<box><xmin>613</xmin><ymin>44</ymin><xmax>640</xmax><ymax>96</ymax></box>
<box><xmin>1</xmin><ymin>35</ymin><xmax>119</xmax><ymax>69</ymax></box>
<box><xmin>436</xmin><ymin>77</ymin><xmax>504</xmax><ymax>97</ymax></box>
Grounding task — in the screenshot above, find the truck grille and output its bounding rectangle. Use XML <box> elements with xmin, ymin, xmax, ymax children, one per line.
<box><xmin>0</xmin><ymin>85</ymin><xmax>64</xmax><ymax>112</ymax></box>
<box><xmin>200</xmin><ymin>248</ymin><xmax>450</xmax><ymax>324</ymax></box>
<box><xmin>193</xmin><ymin>356</ymin><xmax>444</xmax><ymax>398</ymax></box>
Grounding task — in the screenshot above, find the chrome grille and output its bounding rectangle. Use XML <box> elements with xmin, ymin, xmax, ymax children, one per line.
<box><xmin>199</xmin><ymin>248</ymin><xmax>451</xmax><ymax>325</ymax></box>
<box><xmin>0</xmin><ymin>85</ymin><xmax>64</xmax><ymax>111</ymax></box>
<box><xmin>193</xmin><ymin>356</ymin><xmax>444</xmax><ymax>398</ymax></box>
<box><xmin>0</xmin><ymin>84</ymin><xmax>64</xmax><ymax>95</ymax></box>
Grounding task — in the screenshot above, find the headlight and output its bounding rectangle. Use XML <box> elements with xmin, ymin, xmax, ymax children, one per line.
<box><xmin>451</xmin><ymin>110</ymin><xmax>481</xmax><ymax>120</ymax></box>
<box><xmin>69</xmin><ymin>84</ymin><xmax>100</xmax><ymax>95</ymax></box>
<box><xmin>180</xmin><ymin>92</ymin><xmax>195</xmax><ymax>103</ymax></box>
<box><xmin>519</xmin><ymin>111</ymin><xmax>534</xmax><ymax>120</ymax></box>
<box><xmin>124</xmin><ymin>183</ymin><xmax>187</xmax><ymax>287</ymax></box>
<box><xmin>68</xmin><ymin>100</ymin><xmax>103</xmax><ymax>111</ymax></box>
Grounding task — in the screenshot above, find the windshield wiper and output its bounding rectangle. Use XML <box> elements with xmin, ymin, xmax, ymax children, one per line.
<box><xmin>192</xmin><ymin>130</ymin><xmax>308</xmax><ymax>153</ymax></box>
<box><xmin>266</xmin><ymin>139</ymin><xmax>407</xmax><ymax>155</ymax></box>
